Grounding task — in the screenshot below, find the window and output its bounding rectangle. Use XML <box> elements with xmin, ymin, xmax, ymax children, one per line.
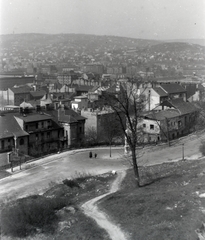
<box><xmin>19</xmin><ymin>138</ymin><xmax>24</xmax><ymax>145</ymax></box>
<box><xmin>47</xmin><ymin>132</ymin><xmax>50</xmax><ymax>139</ymax></box>
<box><xmin>150</xmin><ymin>124</ymin><xmax>154</xmax><ymax>130</ymax></box>
<box><xmin>36</xmin><ymin>134</ymin><xmax>39</xmax><ymax>140</ymax></box>
<box><xmin>143</xmin><ymin>124</ymin><xmax>146</xmax><ymax>128</ymax></box>
<box><xmin>1</xmin><ymin>140</ymin><xmax>4</xmax><ymax>149</ymax></box>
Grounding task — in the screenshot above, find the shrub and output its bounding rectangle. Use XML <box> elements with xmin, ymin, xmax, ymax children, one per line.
<box><xmin>63</xmin><ymin>179</ymin><xmax>80</xmax><ymax>188</ymax></box>
<box><xmin>0</xmin><ymin>194</ymin><xmax>68</xmax><ymax>238</ymax></box>
<box><xmin>199</xmin><ymin>140</ymin><xmax>205</xmax><ymax>156</ymax></box>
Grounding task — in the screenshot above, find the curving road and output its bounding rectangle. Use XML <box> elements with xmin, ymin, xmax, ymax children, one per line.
<box><xmin>0</xmin><ymin>130</ymin><xmax>204</xmax><ymax>203</ymax></box>
<box><xmin>0</xmin><ymin>148</ymin><xmax>128</xmax><ymax>202</ymax></box>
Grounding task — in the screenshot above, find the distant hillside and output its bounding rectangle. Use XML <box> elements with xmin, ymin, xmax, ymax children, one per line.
<box><xmin>141</xmin><ymin>41</ymin><xmax>205</xmax><ymax>54</ymax></box>
<box><xmin>166</xmin><ymin>39</ymin><xmax>205</xmax><ymax>46</ymax></box>
<box><xmin>0</xmin><ymin>33</ymin><xmax>162</xmax><ymax>51</ymax></box>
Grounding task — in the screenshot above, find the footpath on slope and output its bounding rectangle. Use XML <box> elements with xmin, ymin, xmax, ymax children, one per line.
<box><xmin>81</xmin><ymin>170</ymin><xmax>128</xmax><ymax>240</ymax></box>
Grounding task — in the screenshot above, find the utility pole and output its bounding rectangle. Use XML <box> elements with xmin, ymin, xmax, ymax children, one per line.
<box><xmin>182</xmin><ymin>143</ymin><xmax>184</xmax><ymax>160</ymax></box>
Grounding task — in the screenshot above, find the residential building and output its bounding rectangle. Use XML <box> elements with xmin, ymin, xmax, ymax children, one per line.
<box><xmin>71</xmin><ymin>95</ymin><xmax>88</xmax><ymax>110</ymax></box>
<box><xmin>143</xmin><ymin>83</ymin><xmax>187</xmax><ymax>111</ymax></box>
<box><xmin>0</xmin><ymin>112</ymin><xmax>29</xmax><ymax>167</ymax></box>
<box><xmin>140</xmin><ymin>98</ymin><xmax>199</xmax><ymax>142</ymax></box>
<box><xmin>6</xmin><ymin>86</ymin><xmax>31</xmax><ymax>106</ymax></box>
<box><xmin>14</xmin><ymin>112</ymin><xmax>65</xmax><ymax>157</ymax></box>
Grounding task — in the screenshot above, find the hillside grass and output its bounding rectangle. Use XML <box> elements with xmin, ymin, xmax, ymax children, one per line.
<box><xmin>0</xmin><ymin>172</ymin><xmax>115</xmax><ymax>240</ymax></box>
<box><xmin>99</xmin><ymin>159</ymin><xmax>205</xmax><ymax>240</ymax></box>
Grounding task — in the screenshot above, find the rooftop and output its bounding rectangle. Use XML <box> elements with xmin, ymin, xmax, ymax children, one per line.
<box><xmin>10</xmin><ymin>86</ymin><xmax>31</xmax><ymax>94</ymax></box>
<box><xmin>15</xmin><ymin>113</ymin><xmax>52</xmax><ymax>123</ymax></box>
<box><xmin>153</xmin><ymin>87</ymin><xmax>167</xmax><ymax>97</ymax></box>
<box><xmin>160</xmin><ymin>83</ymin><xmax>186</xmax><ymax>94</ymax></box>
<box><xmin>162</xmin><ymin>98</ymin><xmax>199</xmax><ymax>115</ymax></box>
<box><xmin>0</xmin><ymin>113</ymin><xmax>29</xmax><ymax>139</ymax></box>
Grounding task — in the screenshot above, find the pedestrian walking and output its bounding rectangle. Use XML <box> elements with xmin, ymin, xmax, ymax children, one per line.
<box><xmin>95</xmin><ymin>153</ymin><xmax>97</xmax><ymax>158</ymax></box>
<box><xmin>89</xmin><ymin>151</ymin><xmax>92</xmax><ymax>158</ymax></box>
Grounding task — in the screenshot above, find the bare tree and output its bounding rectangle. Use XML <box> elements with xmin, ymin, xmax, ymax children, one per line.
<box><xmin>100</xmin><ymin>111</ymin><xmax>124</xmax><ymax>157</ymax></box>
<box><xmin>103</xmin><ymin>81</ymin><xmax>146</xmax><ymax>187</ymax></box>
<box><xmin>84</xmin><ymin>127</ymin><xmax>98</xmax><ymax>146</ymax></box>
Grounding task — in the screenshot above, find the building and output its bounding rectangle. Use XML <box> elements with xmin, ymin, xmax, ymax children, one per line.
<box><xmin>6</xmin><ymin>86</ymin><xmax>31</xmax><ymax>106</ymax></box>
<box><xmin>71</xmin><ymin>95</ymin><xmax>89</xmax><ymax>110</ymax></box>
<box><xmin>143</xmin><ymin>83</ymin><xmax>187</xmax><ymax>111</ymax></box>
<box><xmin>43</xmin><ymin>106</ymin><xmax>86</xmax><ymax>148</ymax></box>
<box><xmin>0</xmin><ymin>112</ymin><xmax>29</xmax><ymax>167</ymax></box>
<box><xmin>14</xmin><ymin>112</ymin><xmax>65</xmax><ymax>157</ymax></box>
<box><xmin>140</xmin><ymin>98</ymin><xmax>199</xmax><ymax>143</ymax></box>
<box><xmin>81</xmin><ymin>108</ymin><xmax>125</xmax><ymax>142</ymax></box>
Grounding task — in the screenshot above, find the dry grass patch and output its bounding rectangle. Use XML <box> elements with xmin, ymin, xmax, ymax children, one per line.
<box><xmin>100</xmin><ymin>159</ymin><xmax>205</xmax><ymax>240</ymax></box>
<box><xmin>0</xmin><ymin>172</ymin><xmax>115</xmax><ymax>239</ymax></box>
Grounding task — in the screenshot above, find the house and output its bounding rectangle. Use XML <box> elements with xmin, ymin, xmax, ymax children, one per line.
<box><xmin>140</xmin><ymin>98</ymin><xmax>199</xmax><ymax>143</ymax></box>
<box><xmin>14</xmin><ymin>112</ymin><xmax>65</xmax><ymax>157</ymax></box>
<box><xmin>43</xmin><ymin>106</ymin><xmax>86</xmax><ymax>147</ymax></box>
<box><xmin>160</xmin><ymin>83</ymin><xmax>187</xmax><ymax>101</ymax></box>
<box><xmin>0</xmin><ymin>113</ymin><xmax>29</xmax><ymax>154</ymax></box>
<box><xmin>143</xmin><ymin>83</ymin><xmax>187</xmax><ymax>111</ymax></box>
<box><xmin>6</xmin><ymin>86</ymin><xmax>32</xmax><ymax>106</ymax></box>
<box><xmin>75</xmin><ymin>85</ymin><xmax>93</xmax><ymax>96</ymax></box>
<box><xmin>40</xmin><ymin>93</ymin><xmax>53</xmax><ymax>108</ymax></box>
<box><xmin>0</xmin><ymin>112</ymin><xmax>29</xmax><ymax>167</ymax></box>
<box><xmin>71</xmin><ymin>95</ymin><xmax>88</xmax><ymax>110</ymax></box>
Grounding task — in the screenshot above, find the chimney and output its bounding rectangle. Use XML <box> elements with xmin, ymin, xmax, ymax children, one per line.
<box><xmin>58</xmin><ymin>103</ymin><xmax>65</xmax><ymax>121</ymax></box>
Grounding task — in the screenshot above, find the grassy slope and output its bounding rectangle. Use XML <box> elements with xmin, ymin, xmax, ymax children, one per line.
<box><xmin>1</xmin><ymin>173</ymin><xmax>115</xmax><ymax>240</ymax></box>
<box><xmin>100</xmin><ymin>159</ymin><xmax>205</xmax><ymax>240</ymax></box>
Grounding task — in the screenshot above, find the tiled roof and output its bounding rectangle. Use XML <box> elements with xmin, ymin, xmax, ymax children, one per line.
<box><xmin>15</xmin><ymin>113</ymin><xmax>52</xmax><ymax>123</ymax></box>
<box><xmin>164</xmin><ymin>98</ymin><xmax>198</xmax><ymax>115</ymax></box>
<box><xmin>10</xmin><ymin>86</ymin><xmax>31</xmax><ymax>94</ymax></box>
<box><xmin>30</xmin><ymin>90</ymin><xmax>46</xmax><ymax>98</ymax></box>
<box><xmin>0</xmin><ymin>113</ymin><xmax>29</xmax><ymax>139</ymax></box>
<box><xmin>153</xmin><ymin>87</ymin><xmax>167</xmax><ymax>97</ymax></box>
<box><xmin>59</xmin><ymin>114</ymin><xmax>78</xmax><ymax>124</ymax></box>
<box><xmin>160</xmin><ymin>84</ymin><xmax>186</xmax><ymax>94</ymax></box>
<box><xmin>144</xmin><ymin>109</ymin><xmax>180</xmax><ymax>121</ymax></box>
<box><xmin>64</xmin><ymin>109</ymin><xmax>86</xmax><ymax>121</ymax></box>
<box><xmin>76</xmin><ymin>85</ymin><xmax>93</xmax><ymax>92</ymax></box>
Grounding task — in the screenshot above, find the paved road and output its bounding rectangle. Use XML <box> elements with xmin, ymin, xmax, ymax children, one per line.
<box><xmin>0</xmin><ymin>130</ymin><xmax>205</xmax><ymax>203</ymax></box>
<box><xmin>0</xmin><ymin>148</ymin><xmax>128</xmax><ymax>202</ymax></box>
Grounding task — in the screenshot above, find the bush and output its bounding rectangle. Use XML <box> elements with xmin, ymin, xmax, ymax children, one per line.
<box><xmin>199</xmin><ymin>140</ymin><xmax>205</xmax><ymax>156</ymax></box>
<box><xmin>1</xmin><ymin>194</ymin><xmax>68</xmax><ymax>238</ymax></box>
<box><xmin>63</xmin><ymin>179</ymin><xmax>80</xmax><ymax>188</ymax></box>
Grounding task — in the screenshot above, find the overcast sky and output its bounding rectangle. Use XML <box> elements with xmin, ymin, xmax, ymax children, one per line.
<box><xmin>0</xmin><ymin>0</ymin><xmax>205</xmax><ymax>40</ymax></box>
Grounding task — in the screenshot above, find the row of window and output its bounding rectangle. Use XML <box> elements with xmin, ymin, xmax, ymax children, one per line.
<box><xmin>1</xmin><ymin>138</ymin><xmax>25</xmax><ymax>149</ymax></box>
<box><xmin>25</xmin><ymin>121</ymin><xmax>51</xmax><ymax>131</ymax></box>
<box><xmin>35</xmin><ymin>132</ymin><xmax>51</xmax><ymax>140</ymax></box>
<box><xmin>143</xmin><ymin>124</ymin><xmax>154</xmax><ymax>130</ymax></box>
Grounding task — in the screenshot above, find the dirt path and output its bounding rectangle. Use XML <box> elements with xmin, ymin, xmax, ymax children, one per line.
<box><xmin>81</xmin><ymin>170</ymin><xmax>128</xmax><ymax>240</ymax></box>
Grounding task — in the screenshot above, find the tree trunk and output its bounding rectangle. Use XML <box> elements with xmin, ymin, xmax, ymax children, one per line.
<box><xmin>131</xmin><ymin>147</ymin><xmax>140</xmax><ymax>187</ymax></box>
<box><xmin>109</xmin><ymin>142</ymin><xmax>112</xmax><ymax>157</ymax></box>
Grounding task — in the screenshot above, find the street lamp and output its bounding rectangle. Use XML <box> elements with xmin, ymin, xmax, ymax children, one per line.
<box><xmin>182</xmin><ymin>143</ymin><xmax>184</xmax><ymax>161</ymax></box>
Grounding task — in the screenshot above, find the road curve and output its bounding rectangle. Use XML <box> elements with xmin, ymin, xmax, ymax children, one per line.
<box><xmin>81</xmin><ymin>170</ymin><xmax>128</xmax><ymax>240</ymax></box>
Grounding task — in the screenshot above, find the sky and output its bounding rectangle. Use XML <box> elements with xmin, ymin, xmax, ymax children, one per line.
<box><xmin>0</xmin><ymin>0</ymin><xmax>205</xmax><ymax>40</ymax></box>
